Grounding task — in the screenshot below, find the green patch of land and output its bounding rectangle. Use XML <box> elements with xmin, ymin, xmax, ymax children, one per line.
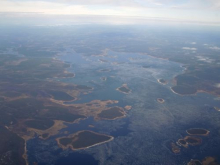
<box><xmin>188</xmin><ymin>157</ymin><xmax>220</xmax><ymax>165</ymax></box>
<box><xmin>59</xmin><ymin>137</ymin><xmax>73</xmax><ymax>146</ymax></box>
<box><xmin>47</xmin><ymin>90</ymin><xmax>75</xmax><ymax>101</ymax></box>
<box><xmin>41</xmin><ymin>133</ymin><xmax>49</xmax><ymax>139</ymax></box>
<box><xmin>187</xmin><ymin>160</ymin><xmax>202</xmax><ymax>165</ymax></box>
<box><xmin>171</xmin><ymin>142</ymin><xmax>181</xmax><ymax>154</ymax></box>
<box><xmin>0</xmin><ymin>54</ymin><xmax>94</xmax><ymax>164</ymax></box>
<box><xmin>97</xmin><ymin>107</ymin><xmax>125</xmax><ymax>120</ymax></box>
<box><xmin>0</xmin><ymin>126</ymin><xmax>26</xmax><ymax>165</ymax></box>
<box><xmin>25</xmin><ymin>119</ymin><xmax>55</xmax><ymax>130</ymax></box>
<box><xmin>178</xmin><ymin>139</ymin><xmax>187</xmax><ymax>147</ymax></box>
<box><xmin>184</xmin><ymin>136</ymin><xmax>202</xmax><ymax>146</ymax></box>
<box><xmin>116</xmin><ymin>84</ymin><xmax>131</xmax><ymax>94</ymax></box>
<box><xmin>57</xmin><ymin>130</ymin><xmax>113</xmax><ymax>150</ymax></box>
<box><xmin>171</xmin><ymin>67</ymin><xmax>220</xmax><ymax>96</ymax></box>
<box><xmin>186</xmin><ymin>128</ymin><xmax>210</xmax><ymax>136</ymax></box>
<box><xmin>177</xmin><ymin>136</ymin><xmax>202</xmax><ymax>148</ymax></box>
<box><xmin>42</xmin><ymin>106</ymin><xmax>86</xmax><ymax>123</ymax></box>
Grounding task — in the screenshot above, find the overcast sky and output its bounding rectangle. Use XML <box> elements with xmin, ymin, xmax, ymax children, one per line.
<box><xmin>0</xmin><ymin>0</ymin><xmax>220</xmax><ymax>23</ymax></box>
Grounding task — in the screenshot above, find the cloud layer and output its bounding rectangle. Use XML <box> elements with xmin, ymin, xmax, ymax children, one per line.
<box><xmin>0</xmin><ymin>0</ymin><xmax>220</xmax><ymax>23</ymax></box>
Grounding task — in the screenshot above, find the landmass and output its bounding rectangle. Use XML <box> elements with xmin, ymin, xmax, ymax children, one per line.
<box><xmin>0</xmin><ymin>126</ymin><xmax>26</xmax><ymax>165</ymax></box>
<box><xmin>1</xmin><ymin>23</ymin><xmax>220</xmax><ymax>165</ymax></box>
<box><xmin>157</xmin><ymin>98</ymin><xmax>165</xmax><ymax>103</ymax></box>
<box><xmin>56</xmin><ymin>130</ymin><xmax>114</xmax><ymax>150</ymax></box>
<box><xmin>188</xmin><ymin>160</ymin><xmax>202</xmax><ymax>165</ymax></box>
<box><xmin>24</xmin><ymin>119</ymin><xmax>55</xmax><ymax>130</ymax></box>
<box><xmin>186</xmin><ymin>128</ymin><xmax>210</xmax><ymax>136</ymax></box>
<box><xmin>165</xmin><ymin>140</ymin><xmax>181</xmax><ymax>154</ymax></box>
<box><xmin>177</xmin><ymin>136</ymin><xmax>202</xmax><ymax>148</ymax></box>
<box><xmin>202</xmin><ymin>157</ymin><xmax>220</xmax><ymax>165</ymax></box>
<box><xmin>170</xmin><ymin>67</ymin><xmax>220</xmax><ymax>96</ymax></box>
<box><xmin>97</xmin><ymin>107</ymin><xmax>126</xmax><ymax>120</ymax></box>
<box><xmin>171</xmin><ymin>142</ymin><xmax>181</xmax><ymax>154</ymax></box>
<box><xmin>143</xmin><ymin>43</ymin><xmax>220</xmax><ymax>97</ymax></box>
<box><xmin>0</xmin><ymin>52</ymin><xmax>125</xmax><ymax>164</ymax></box>
<box><xmin>124</xmin><ymin>105</ymin><xmax>132</xmax><ymax>110</ymax></box>
<box><xmin>116</xmin><ymin>84</ymin><xmax>131</xmax><ymax>94</ymax></box>
<box><xmin>188</xmin><ymin>157</ymin><xmax>220</xmax><ymax>165</ymax></box>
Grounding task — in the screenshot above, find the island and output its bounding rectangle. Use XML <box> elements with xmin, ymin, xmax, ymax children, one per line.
<box><xmin>184</xmin><ymin>136</ymin><xmax>202</xmax><ymax>146</ymax></box>
<box><xmin>170</xmin><ymin>65</ymin><xmax>220</xmax><ymax>97</ymax></box>
<box><xmin>97</xmin><ymin>107</ymin><xmax>126</xmax><ymax>120</ymax></box>
<box><xmin>177</xmin><ymin>136</ymin><xmax>201</xmax><ymax>148</ymax></box>
<box><xmin>187</xmin><ymin>159</ymin><xmax>202</xmax><ymax>165</ymax></box>
<box><xmin>157</xmin><ymin>98</ymin><xmax>165</xmax><ymax>103</ymax></box>
<box><xmin>124</xmin><ymin>105</ymin><xmax>132</xmax><ymax>110</ymax></box>
<box><xmin>177</xmin><ymin>139</ymin><xmax>188</xmax><ymax>148</ymax></box>
<box><xmin>116</xmin><ymin>84</ymin><xmax>131</xmax><ymax>94</ymax></box>
<box><xmin>186</xmin><ymin>128</ymin><xmax>210</xmax><ymax>136</ymax></box>
<box><xmin>171</xmin><ymin>142</ymin><xmax>181</xmax><ymax>154</ymax></box>
<box><xmin>56</xmin><ymin>130</ymin><xmax>114</xmax><ymax>150</ymax></box>
<box><xmin>188</xmin><ymin>157</ymin><xmax>219</xmax><ymax>165</ymax></box>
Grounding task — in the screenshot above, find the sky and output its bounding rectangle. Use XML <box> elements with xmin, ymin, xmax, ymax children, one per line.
<box><xmin>0</xmin><ymin>0</ymin><xmax>220</xmax><ymax>24</ymax></box>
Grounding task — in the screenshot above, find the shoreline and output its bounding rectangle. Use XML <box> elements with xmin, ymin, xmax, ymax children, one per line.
<box><xmin>157</xmin><ymin>79</ymin><xmax>168</xmax><ymax>85</ymax></box>
<box><xmin>170</xmin><ymin>87</ymin><xmax>197</xmax><ymax>96</ymax></box>
<box><xmin>22</xmin><ymin>140</ymin><xmax>29</xmax><ymax>165</ymax></box>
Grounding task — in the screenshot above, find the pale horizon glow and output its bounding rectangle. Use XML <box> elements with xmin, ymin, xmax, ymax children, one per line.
<box><xmin>0</xmin><ymin>0</ymin><xmax>220</xmax><ymax>24</ymax></box>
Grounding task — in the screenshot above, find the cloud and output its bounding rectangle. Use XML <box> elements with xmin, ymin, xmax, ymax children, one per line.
<box><xmin>182</xmin><ymin>47</ymin><xmax>197</xmax><ymax>51</ymax></box>
<box><xmin>196</xmin><ymin>56</ymin><xmax>214</xmax><ymax>63</ymax></box>
<box><xmin>0</xmin><ymin>0</ymin><xmax>143</xmax><ymax>16</ymax></box>
<box><xmin>214</xmin><ymin>83</ymin><xmax>220</xmax><ymax>88</ymax></box>
<box><xmin>210</xmin><ymin>0</ymin><xmax>220</xmax><ymax>9</ymax></box>
<box><xmin>0</xmin><ymin>0</ymin><xmax>220</xmax><ymax>23</ymax></box>
<box><xmin>3</xmin><ymin>0</ymin><xmax>220</xmax><ymax>9</ymax></box>
<box><xmin>209</xmin><ymin>46</ymin><xmax>220</xmax><ymax>50</ymax></box>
